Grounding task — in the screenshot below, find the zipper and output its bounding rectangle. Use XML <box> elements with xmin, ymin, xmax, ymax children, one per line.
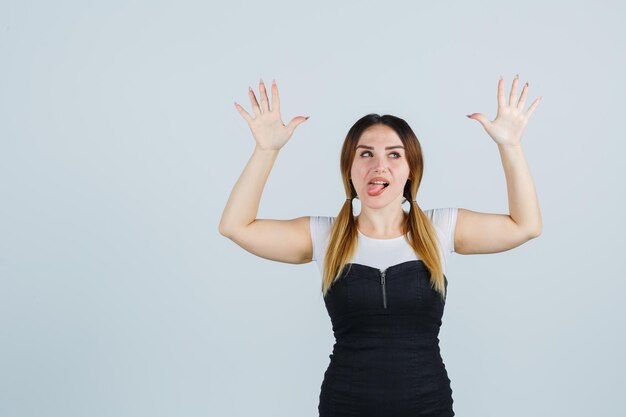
<box><xmin>380</xmin><ymin>268</ymin><xmax>387</xmax><ymax>309</ymax></box>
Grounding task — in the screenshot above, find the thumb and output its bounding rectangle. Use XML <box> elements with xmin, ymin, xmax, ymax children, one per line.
<box><xmin>286</xmin><ymin>116</ymin><xmax>310</xmax><ymax>135</ymax></box>
<box><xmin>466</xmin><ymin>113</ymin><xmax>489</xmax><ymax>129</ymax></box>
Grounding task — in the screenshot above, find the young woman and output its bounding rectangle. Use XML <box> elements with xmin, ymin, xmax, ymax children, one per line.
<box><xmin>220</xmin><ymin>76</ymin><xmax>542</xmax><ymax>417</ymax></box>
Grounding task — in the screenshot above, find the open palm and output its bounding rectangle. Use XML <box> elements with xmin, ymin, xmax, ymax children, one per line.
<box><xmin>467</xmin><ymin>74</ymin><xmax>542</xmax><ymax>147</ymax></box>
<box><xmin>234</xmin><ymin>79</ymin><xmax>309</xmax><ymax>151</ymax></box>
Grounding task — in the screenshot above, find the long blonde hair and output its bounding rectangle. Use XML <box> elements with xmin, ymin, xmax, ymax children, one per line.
<box><xmin>321</xmin><ymin>114</ymin><xmax>447</xmax><ymax>301</ymax></box>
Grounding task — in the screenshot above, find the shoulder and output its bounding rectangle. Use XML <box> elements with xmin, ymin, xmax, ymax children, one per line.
<box><xmin>424</xmin><ymin>207</ymin><xmax>459</xmax><ymax>253</ymax></box>
<box><xmin>309</xmin><ymin>215</ymin><xmax>336</xmax><ymax>227</ymax></box>
<box><xmin>309</xmin><ymin>216</ymin><xmax>336</xmax><ymax>237</ymax></box>
<box><xmin>309</xmin><ymin>216</ymin><xmax>336</xmax><ymax>243</ymax></box>
<box><xmin>425</xmin><ymin>207</ymin><xmax>458</xmax><ymax>228</ymax></box>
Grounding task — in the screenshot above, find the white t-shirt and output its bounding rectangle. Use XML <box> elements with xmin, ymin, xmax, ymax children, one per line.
<box><xmin>309</xmin><ymin>208</ymin><xmax>458</xmax><ymax>276</ymax></box>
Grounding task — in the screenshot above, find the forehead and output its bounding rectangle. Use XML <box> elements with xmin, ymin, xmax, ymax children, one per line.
<box><xmin>356</xmin><ymin>125</ymin><xmax>403</xmax><ymax>146</ymax></box>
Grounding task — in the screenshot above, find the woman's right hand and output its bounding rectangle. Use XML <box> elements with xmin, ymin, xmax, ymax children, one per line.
<box><xmin>234</xmin><ymin>78</ymin><xmax>309</xmax><ymax>151</ymax></box>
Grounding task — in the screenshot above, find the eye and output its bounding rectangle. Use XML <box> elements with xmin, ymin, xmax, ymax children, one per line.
<box><xmin>359</xmin><ymin>151</ymin><xmax>402</xmax><ymax>158</ymax></box>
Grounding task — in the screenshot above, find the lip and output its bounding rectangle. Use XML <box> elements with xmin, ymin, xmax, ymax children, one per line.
<box><xmin>368</xmin><ymin>176</ymin><xmax>390</xmax><ymax>184</ymax></box>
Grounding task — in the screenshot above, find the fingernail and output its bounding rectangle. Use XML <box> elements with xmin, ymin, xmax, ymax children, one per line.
<box><xmin>260</xmin><ymin>77</ymin><xmax>264</xmax><ymax>84</ymax></box>
<box><xmin>305</xmin><ymin>116</ymin><xmax>310</xmax><ymax>120</ymax></box>
<box><xmin>272</xmin><ymin>79</ymin><xmax>276</xmax><ymax>85</ymax></box>
<box><xmin>515</xmin><ymin>73</ymin><xmax>519</xmax><ymax>79</ymax></box>
<box><xmin>249</xmin><ymin>86</ymin><xmax>252</xmax><ymax>92</ymax></box>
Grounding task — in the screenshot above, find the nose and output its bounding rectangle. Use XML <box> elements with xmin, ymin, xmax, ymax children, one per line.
<box><xmin>371</xmin><ymin>154</ymin><xmax>388</xmax><ymax>173</ymax></box>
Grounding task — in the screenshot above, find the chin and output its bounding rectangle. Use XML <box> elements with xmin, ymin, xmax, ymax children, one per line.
<box><xmin>361</xmin><ymin>197</ymin><xmax>395</xmax><ymax>207</ymax></box>
<box><xmin>361</xmin><ymin>199</ymin><xmax>383</xmax><ymax>206</ymax></box>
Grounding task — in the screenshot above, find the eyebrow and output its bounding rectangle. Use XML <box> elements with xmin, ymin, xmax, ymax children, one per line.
<box><xmin>356</xmin><ymin>145</ymin><xmax>405</xmax><ymax>150</ymax></box>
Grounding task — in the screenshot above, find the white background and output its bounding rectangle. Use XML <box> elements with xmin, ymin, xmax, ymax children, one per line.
<box><xmin>1</xmin><ymin>0</ymin><xmax>624</xmax><ymax>416</ymax></box>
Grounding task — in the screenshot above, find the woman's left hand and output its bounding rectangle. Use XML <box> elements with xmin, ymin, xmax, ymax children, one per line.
<box><xmin>466</xmin><ymin>74</ymin><xmax>542</xmax><ymax>147</ymax></box>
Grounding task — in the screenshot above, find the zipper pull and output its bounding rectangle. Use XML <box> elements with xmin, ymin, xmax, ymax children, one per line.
<box><xmin>380</xmin><ymin>269</ymin><xmax>387</xmax><ymax>309</ymax></box>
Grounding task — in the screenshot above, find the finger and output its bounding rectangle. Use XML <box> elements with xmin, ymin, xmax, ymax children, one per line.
<box><xmin>286</xmin><ymin>115</ymin><xmax>310</xmax><ymax>136</ymax></box>
<box><xmin>497</xmin><ymin>75</ymin><xmax>506</xmax><ymax>110</ymax></box>
<box><xmin>517</xmin><ymin>81</ymin><xmax>529</xmax><ymax>110</ymax></box>
<box><xmin>271</xmin><ymin>79</ymin><xmax>280</xmax><ymax>114</ymax></box>
<box><xmin>248</xmin><ymin>86</ymin><xmax>262</xmax><ymax>116</ymax></box>
<box><xmin>525</xmin><ymin>96</ymin><xmax>542</xmax><ymax>118</ymax></box>
<box><xmin>234</xmin><ymin>101</ymin><xmax>254</xmax><ymax>124</ymax></box>
<box><xmin>466</xmin><ymin>112</ymin><xmax>490</xmax><ymax>129</ymax></box>
<box><xmin>259</xmin><ymin>78</ymin><xmax>270</xmax><ymax>113</ymax></box>
<box><xmin>509</xmin><ymin>74</ymin><xmax>519</xmax><ymax>107</ymax></box>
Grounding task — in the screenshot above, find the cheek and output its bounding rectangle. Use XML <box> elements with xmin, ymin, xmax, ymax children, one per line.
<box><xmin>351</xmin><ymin>163</ymin><xmax>365</xmax><ymax>178</ymax></box>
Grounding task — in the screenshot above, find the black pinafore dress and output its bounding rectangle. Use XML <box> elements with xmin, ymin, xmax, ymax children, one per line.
<box><xmin>318</xmin><ymin>259</ymin><xmax>455</xmax><ymax>417</ymax></box>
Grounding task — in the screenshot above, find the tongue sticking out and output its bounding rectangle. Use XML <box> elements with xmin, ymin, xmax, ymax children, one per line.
<box><xmin>367</xmin><ymin>183</ymin><xmax>387</xmax><ymax>196</ymax></box>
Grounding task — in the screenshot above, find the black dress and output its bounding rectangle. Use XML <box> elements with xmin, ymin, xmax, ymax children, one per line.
<box><xmin>318</xmin><ymin>259</ymin><xmax>455</xmax><ymax>417</ymax></box>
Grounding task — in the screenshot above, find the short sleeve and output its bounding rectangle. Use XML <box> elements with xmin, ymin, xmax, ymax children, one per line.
<box><xmin>309</xmin><ymin>216</ymin><xmax>335</xmax><ymax>264</ymax></box>
<box><xmin>309</xmin><ymin>216</ymin><xmax>317</xmax><ymax>261</ymax></box>
<box><xmin>426</xmin><ymin>207</ymin><xmax>459</xmax><ymax>254</ymax></box>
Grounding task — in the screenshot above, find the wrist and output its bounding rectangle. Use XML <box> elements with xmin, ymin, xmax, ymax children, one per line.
<box><xmin>497</xmin><ymin>142</ymin><xmax>523</xmax><ymax>151</ymax></box>
<box><xmin>498</xmin><ymin>143</ymin><xmax>524</xmax><ymax>153</ymax></box>
<box><xmin>254</xmin><ymin>145</ymin><xmax>281</xmax><ymax>153</ymax></box>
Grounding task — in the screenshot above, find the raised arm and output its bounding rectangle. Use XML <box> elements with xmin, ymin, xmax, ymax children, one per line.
<box><xmin>455</xmin><ymin>74</ymin><xmax>543</xmax><ymax>255</ymax></box>
<box><xmin>218</xmin><ymin>78</ymin><xmax>313</xmax><ymax>264</ymax></box>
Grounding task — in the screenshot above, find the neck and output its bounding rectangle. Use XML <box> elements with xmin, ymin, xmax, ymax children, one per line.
<box><xmin>356</xmin><ymin>208</ymin><xmax>407</xmax><ymax>238</ymax></box>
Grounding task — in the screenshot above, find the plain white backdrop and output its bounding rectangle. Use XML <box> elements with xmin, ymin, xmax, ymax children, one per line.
<box><xmin>1</xmin><ymin>1</ymin><xmax>624</xmax><ymax>416</ymax></box>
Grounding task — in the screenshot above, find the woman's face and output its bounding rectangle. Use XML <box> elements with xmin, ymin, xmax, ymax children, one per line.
<box><xmin>350</xmin><ymin>125</ymin><xmax>411</xmax><ymax>208</ymax></box>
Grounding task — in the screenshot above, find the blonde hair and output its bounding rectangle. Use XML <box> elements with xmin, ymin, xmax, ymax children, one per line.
<box><xmin>321</xmin><ymin>114</ymin><xmax>447</xmax><ymax>301</ymax></box>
